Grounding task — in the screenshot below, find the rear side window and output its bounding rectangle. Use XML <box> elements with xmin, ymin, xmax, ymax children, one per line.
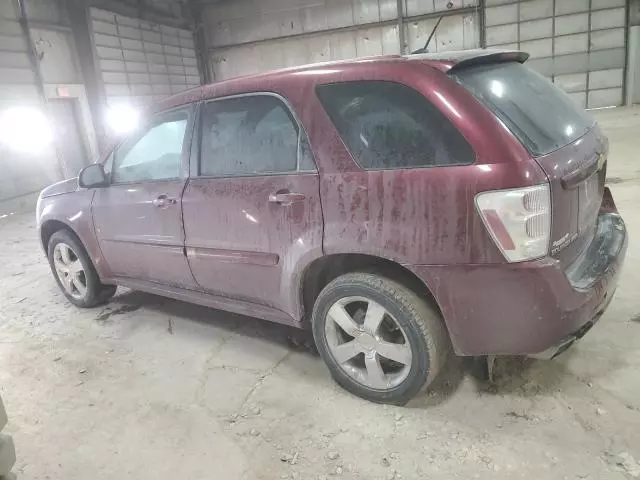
<box><xmin>200</xmin><ymin>95</ymin><xmax>315</xmax><ymax>177</ymax></box>
<box><xmin>316</xmin><ymin>81</ymin><xmax>474</xmax><ymax>169</ymax></box>
<box><xmin>453</xmin><ymin>62</ymin><xmax>595</xmax><ymax>156</ymax></box>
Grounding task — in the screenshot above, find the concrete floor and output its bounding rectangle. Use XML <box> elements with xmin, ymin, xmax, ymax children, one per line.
<box><xmin>2</xmin><ymin>107</ymin><xmax>640</xmax><ymax>480</ymax></box>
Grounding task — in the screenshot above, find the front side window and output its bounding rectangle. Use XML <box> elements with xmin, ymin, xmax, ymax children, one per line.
<box><xmin>112</xmin><ymin>109</ymin><xmax>189</xmax><ymax>183</ymax></box>
<box><xmin>316</xmin><ymin>81</ymin><xmax>474</xmax><ymax>170</ymax></box>
<box><xmin>200</xmin><ymin>95</ymin><xmax>313</xmax><ymax>177</ymax></box>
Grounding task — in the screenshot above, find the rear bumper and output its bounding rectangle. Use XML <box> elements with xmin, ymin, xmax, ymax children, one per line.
<box><xmin>408</xmin><ymin>188</ymin><xmax>627</xmax><ymax>356</ymax></box>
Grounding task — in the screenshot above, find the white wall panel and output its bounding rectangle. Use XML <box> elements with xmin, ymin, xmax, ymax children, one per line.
<box><xmin>0</xmin><ymin>0</ymin><xmax>62</xmax><ymax>203</ymax></box>
<box><xmin>210</xmin><ymin>24</ymin><xmax>401</xmax><ymax>80</ymax></box>
<box><xmin>405</xmin><ymin>14</ymin><xmax>478</xmax><ymax>53</ymax></box>
<box><xmin>407</xmin><ymin>0</ymin><xmax>478</xmax><ymax>16</ymax></box>
<box><xmin>484</xmin><ymin>0</ymin><xmax>628</xmax><ymax>108</ymax></box>
<box><xmin>205</xmin><ymin>0</ymin><xmax>479</xmax><ymax>81</ymax></box>
<box><xmin>588</xmin><ymin>88</ymin><xmax>623</xmax><ymax>108</ymax></box>
<box><xmin>206</xmin><ymin>0</ymin><xmax>411</xmax><ymax>48</ymax></box>
<box><xmin>210</xmin><ymin>12</ymin><xmax>479</xmax><ymax>81</ymax></box>
<box><xmin>90</xmin><ymin>8</ymin><xmax>200</xmax><ymax>106</ymax></box>
<box><xmin>555</xmin><ymin>0</ymin><xmax>589</xmax><ymax>15</ymax></box>
<box><xmin>203</xmin><ymin>0</ymin><xmax>629</xmax><ymax>109</ymax></box>
<box><xmin>589</xmin><ymin>68</ymin><xmax>624</xmax><ymax>90</ymax></box>
<box><xmin>32</xmin><ymin>29</ymin><xmax>82</xmax><ymax>84</ymax></box>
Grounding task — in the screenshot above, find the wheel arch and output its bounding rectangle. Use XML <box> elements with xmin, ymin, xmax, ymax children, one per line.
<box><xmin>40</xmin><ymin>219</ymin><xmax>79</xmax><ymax>252</ymax></box>
<box><xmin>300</xmin><ymin>253</ymin><xmax>446</xmax><ymax>329</ymax></box>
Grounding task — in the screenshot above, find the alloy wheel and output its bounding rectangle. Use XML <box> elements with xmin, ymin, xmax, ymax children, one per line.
<box><xmin>53</xmin><ymin>243</ymin><xmax>87</xmax><ymax>300</ymax></box>
<box><xmin>324</xmin><ymin>296</ymin><xmax>413</xmax><ymax>390</ymax></box>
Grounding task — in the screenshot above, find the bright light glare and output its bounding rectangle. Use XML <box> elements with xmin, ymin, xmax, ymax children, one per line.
<box><xmin>490</xmin><ymin>80</ymin><xmax>504</xmax><ymax>98</ymax></box>
<box><xmin>565</xmin><ymin>125</ymin><xmax>574</xmax><ymax>136</ymax></box>
<box><xmin>292</xmin><ymin>69</ymin><xmax>341</xmax><ymax>76</ymax></box>
<box><xmin>433</xmin><ymin>91</ymin><xmax>462</xmax><ymax>119</ymax></box>
<box><xmin>0</xmin><ymin>107</ymin><xmax>53</xmax><ymax>154</ymax></box>
<box><xmin>105</xmin><ymin>104</ymin><xmax>139</xmax><ymax>134</ymax></box>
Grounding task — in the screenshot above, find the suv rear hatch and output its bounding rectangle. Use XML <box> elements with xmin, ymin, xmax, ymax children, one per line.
<box><xmin>452</xmin><ymin>60</ymin><xmax>606</xmax><ymax>267</ymax></box>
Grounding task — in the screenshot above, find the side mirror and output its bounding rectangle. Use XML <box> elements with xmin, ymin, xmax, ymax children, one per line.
<box><xmin>78</xmin><ymin>163</ymin><xmax>108</xmax><ymax>188</ymax></box>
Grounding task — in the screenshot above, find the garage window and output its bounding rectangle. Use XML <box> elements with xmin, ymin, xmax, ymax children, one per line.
<box><xmin>316</xmin><ymin>81</ymin><xmax>474</xmax><ymax>169</ymax></box>
<box><xmin>200</xmin><ymin>95</ymin><xmax>315</xmax><ymax>177</ymax></box>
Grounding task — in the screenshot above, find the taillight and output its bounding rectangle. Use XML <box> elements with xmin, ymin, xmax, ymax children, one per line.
<box><xmin>475</xmin><ymin>184</ymin><xmax>551</xmax><ymax>262</ymax></box>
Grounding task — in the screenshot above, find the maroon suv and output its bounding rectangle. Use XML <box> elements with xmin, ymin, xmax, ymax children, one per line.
<box><xmin>37</xmin><ymin>50</ymin><xmax>627</xmax><ymax>404</ymax></box>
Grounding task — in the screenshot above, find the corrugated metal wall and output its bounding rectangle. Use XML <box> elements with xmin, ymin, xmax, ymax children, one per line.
<box><xmin>485</xmin><ymin>0</ymin><xmax>627</xmax><ymax>108</ymax></box>
<box><xmin>204</xmin><ymin>0</ymin><xmax>481</xmax><ymax>81</ymax></box>
<box><xmin>203</xmin><ymin>0</ymin><xmax>632</xmax><ymax>109</ymax></box>
<box><xmin>89</xmin><ymin>7</ymin><xmax>200</xmax><ymax>107</ymax></box>
<box><xmin>0</xmin><ymin>0</ymin><xmax>60</xmax><ymax>205</ymax></box>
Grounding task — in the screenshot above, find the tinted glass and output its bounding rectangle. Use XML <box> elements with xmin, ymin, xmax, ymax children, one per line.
<box><xmin>200</xmin><ymin>95</ymin><xmax>302</xmax><ymax>176</ymax></box>
<box><xmin>453</xmin><ymin>62</ymin><xmax>595</xmax><ymax>156</ymax></box>
<box><xmin>112</xmin><ymin>110</ymin><xmax>188</xmax><ymax>183</ymax></box>
<box><xmin>316</xmin><ymin>81</ymin><xmax>474</xmax><ymax>169</ymax></box>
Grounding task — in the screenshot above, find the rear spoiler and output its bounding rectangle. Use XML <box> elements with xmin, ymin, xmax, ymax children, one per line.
<box><xmin>448</xmin><ymin>50</ymin><xmax>529</xmax><ymax>73</ymax></box>
<box><xmin>407</xmin><ymin>49</ymin><xmax>529</xmax><ymax>73</ymax></box>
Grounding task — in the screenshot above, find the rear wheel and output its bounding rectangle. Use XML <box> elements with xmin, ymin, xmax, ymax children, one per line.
<box><xmin>312</xmin><ymin>272</ymin><xmax>448</xmax><ymax>405</ymax></box>
<box><xmin>47</xmin><ymin>229</ymin><xmax>116</xmax><ymax>308</ymax></box>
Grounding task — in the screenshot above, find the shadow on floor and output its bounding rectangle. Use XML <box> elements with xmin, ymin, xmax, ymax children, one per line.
<box><xmin>101</xmin><ymin>288</ymin><xmax>577</xmax><ymax>407</ymax></box>
<box><xmin>101</xmin><ymin>287</ymin><xmax>318</xmax><ymax>353</ymax></box>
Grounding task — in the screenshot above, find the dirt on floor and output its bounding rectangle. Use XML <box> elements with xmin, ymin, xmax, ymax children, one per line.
<box><xmin>2</xmin><ymin>107</ymin><xmax>640</xmax><ymax>480</ymax></box>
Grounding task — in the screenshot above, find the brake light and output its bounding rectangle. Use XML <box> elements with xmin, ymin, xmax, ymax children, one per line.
<box><xmin>475</xmin><ymin>184</ymin><xmax>551</xmax><ymax>262</ymax></box>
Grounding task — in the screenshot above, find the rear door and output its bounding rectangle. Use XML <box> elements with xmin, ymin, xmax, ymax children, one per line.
<box><xmin>92</xmin><ymin>106</ymin><xmax>198</xmax><ymax>288</ymax></box>
<box><xmin>182</xmin><ymin>93</ymin><xmax>322</xmax><ymax>319</ymax></box>
<box><xmin>453</xmin><ymin>61</ymin><xmax>605</xmax><ymax>266</ymax></box>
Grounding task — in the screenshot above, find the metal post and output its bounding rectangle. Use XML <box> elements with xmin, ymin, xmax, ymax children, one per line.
<box><xmin>17</xmin><ymin>0</ymin><xmax>67</xmax><ymax>180</ymax></box>
<box><xmin>188</xmin><ymin>0</ymin><xmax>210</xmax><ymax>84</ymax></box>
<box><xmin>397</xmin><ymin>0</ymin><xmax>405</xmax><ymax>54</ymax></box>
<box><xmin>16</xmin><ymin>0</ymin><xmax>47</xmax><ymax>105</ymax></box>
<box><xmin>626</xmin><ymin>26</ymin><xmax>639</xmax><ymax>106</ymax></box>
<box><xmin>478</xmin><ymin>0</ymin><xmax>486</xmax><ymax>49</ymax></box>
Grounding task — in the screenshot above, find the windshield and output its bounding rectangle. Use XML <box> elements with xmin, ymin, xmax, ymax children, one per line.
<box><xmin>453</xmin><ymin>62</ymin><xmax>595</xmax><ymax>157</ymax></box>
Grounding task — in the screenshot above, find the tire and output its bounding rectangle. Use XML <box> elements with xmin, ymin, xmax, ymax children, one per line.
<box><xmin>0</xmin><ymin>396</ymin><xmax>15</xmax><ymax>478</ymax></box>
<box><xmin>312</xmin><ymin>272</ymin><xmax>449</xmax><ymax>405</ymax></box>
<box><xmin>47</xmin><ymin>229</ymin><xmax>117</xmax><ymax>308</ymax></box>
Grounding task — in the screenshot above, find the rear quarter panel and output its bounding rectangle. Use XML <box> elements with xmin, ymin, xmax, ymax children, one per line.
<box><xmin>289</xmin><ymin>62</ymin><xmax>547</xmax><ymax>265</ymax></box>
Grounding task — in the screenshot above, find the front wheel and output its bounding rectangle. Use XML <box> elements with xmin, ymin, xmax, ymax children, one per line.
<box><xmin>312</xmin><ymin>272</ymin><xmax>449</xmax><ymax>405</ymax></box>
<box><xmin>47</xmin><ymin>229</ymin><xmax>116</xmax><ymax>308</ymax></box>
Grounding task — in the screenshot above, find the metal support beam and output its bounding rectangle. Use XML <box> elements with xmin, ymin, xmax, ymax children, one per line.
<box><xmin>397</xmin><ymin>0</ymin><xmax>405</xmax><ymax>54</ymax></box>
<box><xmin>187</xmin><ymin>0</ymin><xmax>210</xmax><ymax>84</ymax></box>
<box><xmin>17</xmin><ymin>0</ymin><xmax>47</xmax><ymax>106</ymax></box>
<box><xmin>17</xmin><ymin>0</ymin><xmax>66</xmax><ymax>180</ymax></box>
<box><xmin>84</xmin><ymin>0</ymin><xmax>190</xmax><ymax>29</ymax></box>
<box><xmin>68</xmin><ymin>1</ymin><xmax>108</xmax><ymax>150</ymax></box>
<box><xmin>478</xmin><ymin>0</ymin><xmax>486</xmax><ymax>48</ymax></box>
<box><xmin>626</xmin><ymin>26</ymin><xmax>639</xmax><ymax>106</ymax></box>
<box><xmin>206</xmin><ymin>6</ymin><xmax>479</xmax><ymax>52</ymax></box>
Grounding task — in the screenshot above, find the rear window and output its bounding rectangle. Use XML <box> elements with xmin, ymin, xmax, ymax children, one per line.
<box><xmin>453</xmin><ymin>62</ymin><xmax>595</xmax><ymax>157</ymax></box>
<box><xmin>316</xmin><ymin>81</ymin><xmax>474</xmax><ymax>170</ymax></box>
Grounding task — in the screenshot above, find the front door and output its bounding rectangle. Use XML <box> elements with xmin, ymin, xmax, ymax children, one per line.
<box><xmin>92</xmin><ymin>106</ymin><xmax>197</xmax><ymax>289</ymax></box>
<box><xmin>182</xmin><ymin>94</ymin><xmax>323</xmax><ymax>319</ymax></box>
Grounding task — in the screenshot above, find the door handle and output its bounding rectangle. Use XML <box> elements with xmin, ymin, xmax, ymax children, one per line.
<box><xmin>268</xmin><ymin>191</ymin><xmax>305</xmax><ymax>206</ymax></box>
<box><xmin>152</xmin><ymin>195</ymin><xmax>177</xmax><ymax>208</ymax></box>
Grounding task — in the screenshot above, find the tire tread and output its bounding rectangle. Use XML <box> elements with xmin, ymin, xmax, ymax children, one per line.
<box><xmin>47</xmin><ymin>229</ymin><xmax>116</xmax><ymax>308</ymax></box>
<box><xmin>312</xmin><ymin>272</ymin><xmax>449</xmax><ymax>404</ymax></box>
